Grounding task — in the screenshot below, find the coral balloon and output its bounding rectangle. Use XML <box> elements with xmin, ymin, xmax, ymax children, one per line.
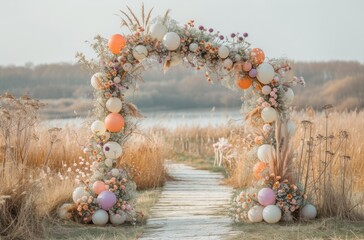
<box><xmin>242</xmin><ymin>61</ymin><xmax>252</xmax><ymax>72</ymax></box>
<box><xmin>235</xmin><ymin>76</ymin><xmax>252</xmax><ymax>90</ymax></box>
<box><xmin>92</xmin><ymin>181</ymin><xmax>107</xmax><ymax>195</ymax></box>
<box><xmin>108</xmin><ymin>34</ymin><xmax>126</xmax><ymax>54</ymax></box>
<box><xmin>253</xmin><ymin>161</ymin><xmax>267</xmax><ymax>179</ymax></box>
<box><xmin>250</xmin><ymin>48</ymin><xmax>265</xmax><ymax>65</ymax></box>
<box><xmin>104</xmin><ymin>113</ymin><xmax>125</xmax><ymax>132</ymax></box>
<box><xmin>258</xmin><ymin>188</ymin><xmax>276</xmax><ymax>206</ymax></box>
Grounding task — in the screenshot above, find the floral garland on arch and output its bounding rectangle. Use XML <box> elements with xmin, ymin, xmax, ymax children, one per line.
<box><xmin>58</xmin><ymin>6</ymin><xmax>314</xmax><ymax>225</ymax></box>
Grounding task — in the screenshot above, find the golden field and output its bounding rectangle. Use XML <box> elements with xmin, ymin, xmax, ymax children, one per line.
<box><xmin>0</xmin><ymin>94</ymin><xmax>363</xmax><ymax>239</ymax></box>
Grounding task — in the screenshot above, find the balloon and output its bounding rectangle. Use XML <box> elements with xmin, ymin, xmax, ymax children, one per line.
<box><xmin>262</xmin><ymin>205</ymin><xmax>282</xmax><ymax>223</ymax></box>
<box><xmin>103</xmin><ymin>141</ymin><xmax>123</xmax><ymax>159</ymax></box>
<box><xmin>93</xmin><ymin>181</ymin><xmax>107</xmax><ymax>195</ymax></box>
<box><xmin>150</xmin><ymin>23</ymin><xmax>168</xmax><ymax>41</ymax></box>
<box><xmin>223</xmin><ymin>58</ymin><xmax>233</xmax><ymax>68</ymax></box>
<box><xmin>91</xmin><ymin>120</ymin><xmax>106</xmax><ymax>136</ymax></box>
<box><xmin>72</xmin><ymin>186</ymin><xmax>89</xmax><ymax>203</ymax></box>
<box><xmin>249</xmin><ymin>68</ymin><xmax>257</xmax><ymax>78</ymax></box>
<box><xmin>104</xmin><ymin>113</ymin><xmax>125</xmax><ymax>132</ymax></box>
<box><xmin>250</xmin><ymin>48</ymin><xmax>265</xmax><ymax>65</ymax></box>
<box><xmin>235</xmin><ymin>76</ymin><xmax>252</xmax><ymax>90</ymax></box>
<box><xmin>122</xmin><ymin>63</ymin><xmax>132</xmax><ymax>72</ymax></box>
<box><xmin>111</xmin><ymin>168</ymin><xmax>119</xmax><ymax>177</ymax></box>
<box><xmin>262</xmin><ymin>124</ymin><xmax>272</xmax><ymax>133</ymax></box>
<box><xmin>163</xmin><ymin>32</ymin><xmax>181</xmax><ymax>51</ymax></box>
<box><xmin>106</xmin><ymin>97</ymin><xmax>122</xmax><ymax>113</ymax></box>
<box><xmin>301</xmin><ymin>204</ymin><xmax>317</xmax><ymax>219</ymax></box>
<box><xmin>248</xmin><ymin>205</ymin><xmax>264</xmax><ymax>223</ymax></box>
<box><xmin>258</xmin><ymin>188</ymin><xmax>276</xmax><ymax>206</ymax></box>
<box><xmin>218</xmin><ymin>46</ymin><xmax>229</xmax><ymax>59</ymax></box>
<box><xmin>113</xmin><ymin>77</ymin><xmax>121</xmax><ymax>83</ymax></box>
<box><xmin>58</xmin><ymin>203</ymin><xmax>72</xmax><ymax>219</ymax></box>
<box><xmin>257</xmin><ymin>144</ymin><xmax>276</xmax><ymax>162</ymax></box>
<box><xmin>253</xmin><ymin>161</ymin><xmax>267</xmax><ymax>179</ymax></box>
<box><xmin>257</xmin><ymin>63</ymin><xmax>275</xmax><ymax>84</ymax></box>
<box><xmin>92</xmin><ymin>209</ymin><xmax>109</xmax><ymax>225</ymax></box>
<box><xmin>91</xmin><ymin>73</ymin><xmax>106</xmax><ymax>90</ymax></box>
<box><xmin>261</xmin><ymin>107</ymin><xmax>277</xmax><ymax>123</ymax></box>
<box><xmin>284</xmin><ymin>88</ymin><xmax>294</xmax><ymax>104</ymax></box>
<box><xmin>105</xmin><ymin>158</ymin><xmax>113</xmax><ymax>168</ymax></box>
<box><xmin>132</xmin><ymin>45</ymin><xmax>148</xmax><ymax>60</ymax></box>
<box><xmin>189</xmin><ymin>43</ymin><xmax>199</xmax><ymax>52</ymax></box>
<box><xmin>110</xmin><ymin>213</ymin><xmax>127</xmax><ymax>225</ymax></box>
<box><xmin>97</xmin><ymin>191</ymin><xmax>117</xmax><ymax>210</ymax></box>
<box><xmin>108</xmin><ymin>34</ymin><xmax>126</xmax><ymax>54</ymax></box>
<box><xmin>262</xmin><ymin>85</ymin><xmax>272</xmax><ymax>95</ymax></box>
<box><xmin>242</xmin><ymin>61</ymin><xmax>252</xmax><ymax>72</ymax></box>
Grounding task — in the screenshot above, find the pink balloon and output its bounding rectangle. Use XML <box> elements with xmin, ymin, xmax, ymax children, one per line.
<box><xmin>97</xmin><ymin>191</ymin><xmax>117</xmax><ymax>210</ymax></box>
<box><xmin>93</xmin><ymin>181</ymin><xmax>107</xmax><ymax>195</ymax></box>
<box><xmin>242</xmin><ymin>61</ymin><xmax>252</xmax><ymax>72</ymax></box>
<box><xmin>258</xmin><ymin>188</ymin><xmax>276</xmax><ymax>206</ymax></box>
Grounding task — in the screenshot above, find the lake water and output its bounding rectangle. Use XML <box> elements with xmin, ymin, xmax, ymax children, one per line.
<box><xmin>44</xmin><ymin>108</ymin><xmax>243</xmax><ymax>129</ymax></box>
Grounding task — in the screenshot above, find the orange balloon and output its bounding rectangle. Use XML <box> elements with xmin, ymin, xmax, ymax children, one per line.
<box><xmin>105</xmin><ymin>113</ymin><xmax>125</xmax><ymax>132</ymax></box>
<box><xmin>250</xmin><ymin>48</ymin><xmax>265</xmax><ymax>65</ymax></box>
<box><xmin>253</xmin><ymin>161</ymin><xmax>267</xmax><ymax>179</ymax></box>
<box><xmin>236</xmin><ymin>76</ymin><xmax>253</xmax><ymax>90</ymax></box>
<box><xmin>108</xmin><ymin>34</ymin><xmax>126</xmax><ymax>54</ymax></box>
<box><xmin>93</xmin><ymin>181</ymin><xmax>106</xmax><ymax>195</ymax></box>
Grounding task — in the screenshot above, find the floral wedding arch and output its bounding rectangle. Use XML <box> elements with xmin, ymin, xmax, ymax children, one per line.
<box><xmin>59</xmin><ymin>6</ymin><xmax>311</xmax><ymax>225</ymax></box>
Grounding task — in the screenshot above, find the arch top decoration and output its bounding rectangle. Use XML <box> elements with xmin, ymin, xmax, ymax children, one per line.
<box><xmin>68</xmin><ymin>6</ymin><xmax>307</xmax><ymax>225</ymax></box>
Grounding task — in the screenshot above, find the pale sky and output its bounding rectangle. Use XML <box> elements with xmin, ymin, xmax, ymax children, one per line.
<box><xmin>1</xmin><ymin>0</ymin><xmax>364</xmax><ymax>66</ymax></box>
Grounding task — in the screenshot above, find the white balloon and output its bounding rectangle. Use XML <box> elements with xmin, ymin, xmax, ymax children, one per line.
<box><xmin>91</xmin><ymin>120</ymin><xmax>106</xmax><ymax>136</ymax></box>
<box><xmin>257</xmin><ymin>144</ymin><xmax>276</xmax><ymax>162</ymax></box>
<box><xmin>122</xmin><ymin>63</ymin><xmax>133</xmax><ymax>72</ymax></box>
<box><xmin>223</xmin><ymin>58</ymin><xmax>233</xmax><ymax>68</ymax></box>
<box><xmin>132</xmin><ymin>45</ymin><xmax>148</xmax><ymax>60</ymax></box>
<box><xmin>263</xmin><ymin>205</ymin><xmax>282</xmax><ymax>224</ymax></box>
<box><xmin>113</xmin><ymin>77</ymin><xmax>121</xmax><ymax>83</ymax></box>
<box><xmin>106</xmin><ymin>97</ymin><xmax>122</xmax><ymax>113</ymax></box>
<box><xmin>263</xmin><ymin>124</ymin><xmax>272</xmax><ymax>133</ymax></box>
<box><xmin>257</xmin><ymin>63</ymin><xmax>275</xmax><ymax>84</ymax></box>
<box><xmin>218</xmin><ymin>46</ymin><xmax>230</xmax><ymax>59</ymax></box>
<box><xmin>92</xmin><ymin>209</ymin><xmax>109</xmax><ymax>226</ymax></box>
<box><xmin>261</xmin><ymin>107</ymin><xmax>277</xmax><ymax>123</ymax></box>
<box><xmin>110</xmin><ymin>213</ymin><xmax>127</xmax><ymax>225</ymax></box>
<box><xmin>284</xmin><ymin>88</ymin><xmax>294</xmax><ymax>104</ymax></box>
<box><xmin>58</xmin><ymin>203</ymin><xmax>72</xmax><ymax>219</ymax></box>
<box><xmin>248</xmin><ymin>205</ymin><xmax>264</xmax><ymax>223</ymax></box>
<box><xmin>262</xmin><ymin>85</ymin><xmax>272</xmax><ymax>95</ymax></box>
<box><xmin>189</xmin><ymin>43</ymin><xmax>198</xmax><ymax>52</ymax></box>
<box><xmin>150</xmin><ymin>23</ymin><xmax>168</xmax><ymax>41</ymax></box>
<box><xmin>301</xmin><ymin>204</ymin><xmax>317</xmax><ymax>220</ymax></box>
<box><xmin>111</xmin><ymin>168</ymin><xmax>119</xmax><ymax>177</ymax></box>
<box><xmin>105</xmin><ymin>158</ymin><xmax>113</xmax><ymax>168</ymax></box>
<box><xmin>91</xmin><ymin>73</ymin><xmax>106</xmax><ymax>90</ymax></box>
<box><xmin>72</xmin><ymin>187</ymin><xmax>89</xmax><ymax>203</ymax></box>
<box><xmin>103</xmin><ymin>141</ymin><xmax>123</xmax><ymax>159</ymax></box>
<box><xmin>163</xmin><ymin>32</ymin><xmax>181</xmax><ymax>51</ymax></box>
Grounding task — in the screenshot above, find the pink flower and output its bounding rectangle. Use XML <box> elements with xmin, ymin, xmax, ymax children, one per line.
<box><xmin>262</xmin><ymin>102</ymin><xmax>271</xmax><ymax>108</ymax></box>
<box><xmin>270</xmin><ymin>91</ymin><xmax>276</xmax><ymax>97</ymax></box>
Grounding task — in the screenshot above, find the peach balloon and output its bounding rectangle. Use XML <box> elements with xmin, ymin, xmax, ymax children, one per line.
<box><xmin>236</xmin><ymin>76</ymin><xmax>252</xmax><ymax>90</ymax></box>
<box><xmin>105</xmin><ymin>113</ymin><xmax>125</xmax><ymax>132</ymax></box>
<box><xmin>108</xmin><ymin>34</ymin><xmax>126</xmax><ymax>54</ymax></box>
<box><xmin>253</xmin><ymin>161</ymin><xmax>267</xmax><ymax>179</ymax></box>
<box><xmin>242</xmin><ymin>61</ymin><xmax>252</xmax><ymax>72</ymax></box>
<box><xmin>250</xmin><ymin>48</ymin><xmax>265</xmax><ymax>65</ymax></box>
<box><xmin>93</xmin><ymin>181</ymin><xmax>106</xmax><ymax>195</ymax></box>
